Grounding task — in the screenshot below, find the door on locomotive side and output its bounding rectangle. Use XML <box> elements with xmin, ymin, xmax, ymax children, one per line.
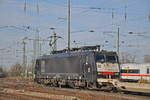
<box><xmin>83</xmin><ymin>55</ymin><xmax>93</xmax><ymax>81</ymax></box>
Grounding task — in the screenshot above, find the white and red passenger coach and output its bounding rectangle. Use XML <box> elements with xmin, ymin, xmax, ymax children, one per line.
<box><xmin>120</xmin><ymin>63</ymin><xmax>150</xmax><ymax>82</ymax></box>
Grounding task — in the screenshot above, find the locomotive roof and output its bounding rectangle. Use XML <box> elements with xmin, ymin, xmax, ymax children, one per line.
<box><xmin>121</xmin><ymin>63</ymin><xmax>150</xmax><ymax>68</ymax></box>
<box><xmin>37</xmin><ymin>50</ymin><xmax>117</xmax><ymax>60</ymax></box>
<box><xmin>38</xmin><ymin>51</ymin><xmax>92</xmax><ymax>60</ymax></box>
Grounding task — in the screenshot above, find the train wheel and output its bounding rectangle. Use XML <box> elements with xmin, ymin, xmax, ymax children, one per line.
<box><xmin>59</xmin><ymin>84</ymin><xmax>62</xmax><ymax>88</ymax></box>
<box><xmin>112</xmin><ymin>87</ymin><xmax>118</xmax><ymax>92</ymax></box>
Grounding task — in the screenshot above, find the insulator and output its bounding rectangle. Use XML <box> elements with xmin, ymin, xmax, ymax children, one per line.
<box><xmin>37</xmin><ymin>3</ymin><xmax>39</xmax><ymax>14</ymax></box>
<box><xmin>112</xmin><ymin>8</ymin><xmax>114</xmax><ymax>19</ymax></box>
<box><xmin>125</xmin><ymin>12</ymin><xmax>127</xmax><ymax>21</ymax></box>
<box><xmin>24</xmin><ymin>0</ymin><xmax>27</xmax><ymax>12</ymax></box>
<box><xmin>125</xmin><ymin>6</ymin><xmax>127</xmax><ymax>22</ymax></box>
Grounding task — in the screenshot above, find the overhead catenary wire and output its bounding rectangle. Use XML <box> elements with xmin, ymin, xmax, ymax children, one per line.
<box><xmin>71</xmin><ymin>23</ymin><xmax>114</xmax><ymax>34</ymax></box>
<box><xmin>1</xmin><ymin>0</ymin><xmax>150</xmax><ymax>66</ymax></box>
<box><xmin>28</xmin><ymin>0</ymin><xmax>149</xmax><ymax>26</ymax></box>
<box><xmin>19</xmin><ymin>0</ymin><xmax>150</xmax><ymax>22</ymax></box>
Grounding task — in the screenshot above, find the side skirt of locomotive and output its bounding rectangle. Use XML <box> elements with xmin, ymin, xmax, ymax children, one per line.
<box><xmin>34</xmin><ymin>77</ymin><xmax>120</xmax><ymax>91</ymax></box>
<box><xmin>35</xmin><ymin>78</ymin><xmax>93</xmax><ymax>88</ymax></box>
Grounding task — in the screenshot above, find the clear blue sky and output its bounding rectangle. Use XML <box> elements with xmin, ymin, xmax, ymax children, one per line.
<box><xmin>0</xmin><ymin>0</ymin><xmax>150</xmax><ymax>67</ymax></box>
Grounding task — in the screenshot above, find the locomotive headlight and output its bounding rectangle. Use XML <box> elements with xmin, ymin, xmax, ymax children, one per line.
<box><xmin>98</xmin><ymin>72</ymin><xmax>103</xmax><ymax>75</ymax></box>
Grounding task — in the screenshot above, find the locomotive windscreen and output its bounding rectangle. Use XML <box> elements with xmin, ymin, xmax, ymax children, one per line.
<box><xmin>106</xmin><ymin>55</ymin><xmax>117</xmax><ymax>63</ymax></box>
<box><xmin>43</xmin><ymin>56</ymin><xmax>81</xmax><ymax>73</ymax></box>
<box><xmin>95</xmin><ymin>54</ymin><xmax>105</xmax><ymax>62</ymax></box>
<box><xmin>95</xmin><ymin>54</ymin><xmax>117</xmax><ymax>63</ymax></box>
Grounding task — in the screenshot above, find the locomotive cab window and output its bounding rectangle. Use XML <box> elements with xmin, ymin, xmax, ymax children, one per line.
<box><xmin>95</xmin><ymin>54</ymin><xmax>105</xmax><ymax>62</ymax></box>
<box><xmin>106</xmin><ymin>55</ymin><xmax>117</xmax><ymax>63</ymax></box>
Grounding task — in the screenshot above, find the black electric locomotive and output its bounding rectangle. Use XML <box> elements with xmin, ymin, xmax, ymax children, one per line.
<box><xmin>34</xmin><ymin>45</ymin><xmax>120</xmax><ymax>89</ymax></box>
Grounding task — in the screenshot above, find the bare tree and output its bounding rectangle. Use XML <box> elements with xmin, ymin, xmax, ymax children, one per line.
<box><xmin>0</xmin><ymin>65</ymin><xmax>7</xmax><ymax>77</ymax></box>
<box><xmin>9</xmin><ymin>63</ymin><xmax>23</xmax><ymax>77</ymax></box>
<box><xmin>119</xmin><ymin>52</ymin><xmax>136</xmax><ymax>64</ymax></box>
<box><xmin>0</xmin><ymin>65</ymin><xmax>3</xmax><ymax>72</ymax></box>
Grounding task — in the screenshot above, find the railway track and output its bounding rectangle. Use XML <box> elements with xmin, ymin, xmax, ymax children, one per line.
<box><xmin>0</xmin><ymin>78</ymin><xmax>150</xmax><ymax>100</ymax></box>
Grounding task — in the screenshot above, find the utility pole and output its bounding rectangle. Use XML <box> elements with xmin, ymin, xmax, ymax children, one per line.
<box><xmin>22</xmin><ymin>39</ymin><xmax>27</xmax><ymax>77</ymax></box>
<box><xmin>33</xmin><ymin>28</ymin><xmax>40</xmax><ymax>66</ymax></box>
<box><xmin>68</xmin><ymin>0</ymin><xmax>71</xmax><ymax>50</ymax></box>
<box><xmin>31</xmin><ymin>28</ymin><xmax>40</xmax><ymax>77</ymax></box>
<box><xmin>36</xmin><ymin>28</ymin><xmax>40</xmax><ymax>58</ymax></box>
<box><xmin>40</xmin><ymin>43</ymin><xmax>42</xmax><ymax>56</ymax></box>
<box><xmin>117</xmin><ymin>26</ymin><xmax>120</xmax><ymax>57</ymax></box>
<box><xmin>0</xmin><ymin>50</ymin><xmax>4</xmax><ymax>67</ymax></box>
<box><xmin>53</xmin><ymin>32</ymin><xmax>57</xmax><ymax>51</ymax></box>
<box><xmin>25</xmin><ymin>35</ymin><xmax>49</xmax><ymax>78</ymax></box>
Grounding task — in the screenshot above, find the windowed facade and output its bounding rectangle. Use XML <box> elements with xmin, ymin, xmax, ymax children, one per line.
<box><xmin>121</xmin><ymin>69</ymin><xmax>140</xmax><ymax>73</ymax></box>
